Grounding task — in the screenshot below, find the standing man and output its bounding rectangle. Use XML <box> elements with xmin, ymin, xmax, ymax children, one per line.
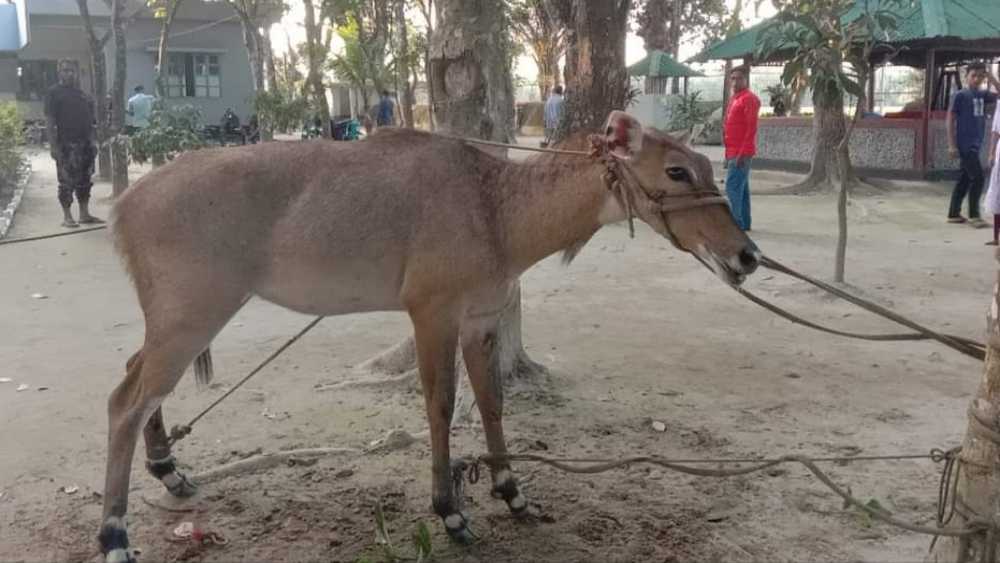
<box><xmin>947</xmin><ymin>62</ymin><xmax>1000</xmax><ymax>228</ymax></box>
<box><xmin>723</xmin><ymin>65</ymin><xmax>760</xmax><ymax>232</ymax></box>
<box><xmin>44</xmin><ymin>59</ymin><xmax>103</xmax><ymax>228</ymax></box>
<box><xmin>543</xmin><ymin>84</ymin><xmax>565</xmax><ymax>146</ymax></box>
<box><xmin>126</xmin><ymin>85</ymin><xmax>155</xmax><ymax>133</ymax></box>
<box><xmin>376</xmin><ymin>90</ymin><xmax>395</xmax><ymax>128</ymax></box>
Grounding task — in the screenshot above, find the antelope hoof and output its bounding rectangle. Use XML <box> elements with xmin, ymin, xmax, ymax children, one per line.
<box><xmin>490</xmin><ymin>469</ymin><xmax>529</xmax><ymax>518</ymax></box>
<box><xmin>99</xmin><ymin>517</ymin><xmax>136</xmax><ymax>563</ymax></box>
<box><xmin>442</xmin><ymin>512</ymin><xmax>476</xmax><ymax>545</ymax></box>
<box><xmin>146</xmin><ymin>456</ymin><xmax>198</xmax><ymax>498</ymax></box>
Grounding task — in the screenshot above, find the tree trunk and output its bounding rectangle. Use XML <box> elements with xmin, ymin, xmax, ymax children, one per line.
<box><xmin>110</xmin><ymin>0</ymin><xmax>129</xmax><ymax>196</ymax></box>
<box><xmin>95</xmin><ymin>50</ymin><xmax>111</xmax><ymax>181</ymax></box>
<box><xmin>395</xmin><ymin>0</ymin><xmax>414</xmax><ymax>128</ymax></box>
<box><xmin>555</xmin><ymin>0</ymin><xmax>630</xmax><ymax>140</ymax></box>
<box><xmin>424</xmin><ymin>8</ymin><xmax>435</xmax><ymax>131</ymax></box>
<box><xmin>259</xmin><ymin>32</ymin><xmax>276</xmax><ymax>140</ymax></box>
<box><xmin>237</xmin><ymin>15</ymin><xmax>265</xmax><ymax>94</ymax></box>
<box><xmin>303</xmin><ymin>0</ymin><xmax>331</xmax><ymax>137</ymax></box>
<box><xmin>75</xmin><ymin>0</ymin><xmax>111</xmax><ymax>180</ymax></box>
<box><xmin>155</xmin><ymin>0</ymin><xmax>183</xmax><ymax>99</ymax></box>
<box><xmin>362</xmin><ymin>0</ymin><xmax>542</xmax><ymax>393</ymax></box>
<box><xmin>669</xmin><ymin>0</ymin><xmax>681</xmax><ymax>94</ymax></box>
<box><xmin>429</xmin><ymin>0</ymin><xmax>515</xmax><ymax>142</ymax></box>
<box><xmin>927</xmin><ymin>274</ymin><xmax>1000</xmax><ymax>562</ymax></box>
<box><xmin>536</xmin><ymin>50</ymin><xmax>559</xmax><ymax>99</ymax></box>
<box><xmin>788</xmin><ymin>87</ymin><xmax>857</xmax><ymax>193</ymax></box>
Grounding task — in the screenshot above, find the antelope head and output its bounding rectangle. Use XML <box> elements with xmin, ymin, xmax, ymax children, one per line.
<box><xmin>601</xmin><ymin>111</ymin><xmax>760</xmax><ymax>286</ymax></box>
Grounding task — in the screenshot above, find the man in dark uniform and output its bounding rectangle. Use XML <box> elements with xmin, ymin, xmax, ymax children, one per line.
<box><xmin>45</xmin><ymin>59</ymin><xmax>103</xmax><ymax>228</ymax></box>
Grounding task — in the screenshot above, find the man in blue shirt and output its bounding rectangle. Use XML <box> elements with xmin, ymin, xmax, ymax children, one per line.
<box><xmin>376</xmin><ymin>90</ymin><xmax>395</xmax><ymax>127</ymax></box>
<box><xmin>543</xmin><ymin>85</ymin><xmax>565</xmax><ymax>145</ymax></box>
<box><xmin>947</xmin><ymin>62</ymin><xmax>1000</xmax><ymax>227</ymax></box>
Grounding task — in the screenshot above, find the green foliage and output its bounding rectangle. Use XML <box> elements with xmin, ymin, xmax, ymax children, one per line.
<box><xmin>129</xmin><ymin>103</ymin><xmax>208</xmax><ymax>165</ymax></box>
<box><xmin>0</xmin><ymin>102</ymin><xmax>26</xmax><ymax>192</ymax></box>
<box><xmin>365</xmin><ymin>499</ymin><xmax>435</xmax><ymax>562</ymax></box>
<box><xmin>255</xmin><ymin>89</ymin><xmax>309</xmax><ymax>134</ymax></box>
<box><xmin>755</xmin><ymin>0</ymin><xmax>904</xmax><ymax>108</ymax></box>
<box><xmin>853</xmin><ymin>497</ymin><xmax>889</xmax><ymax>529</ymax></box>
<box><xmin>667</xmin><ymin>91</ymin><xmax>712</xmax><ymax>132</ymax></box>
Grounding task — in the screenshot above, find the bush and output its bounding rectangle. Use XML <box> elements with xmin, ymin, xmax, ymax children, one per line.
<box><xmin>255</xmin><ymin>89</ymin><xmax>309</xmax><ymax>135</ymax></box>
<box><xmin>129</xmin><ymin>103</ymin><xmax>208</xmax><ymax>165</ymax></box>
<box><xmin>0</xmin><ymin>102</ymin><xmax>26</xmax><ymax>196</ymax></box>
<box><xmin>666</xmin><ymin>91</ymin><xmax>713</xmax><ymax>133</ymax></box>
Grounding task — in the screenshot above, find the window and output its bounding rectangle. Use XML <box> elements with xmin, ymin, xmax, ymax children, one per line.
<box><xmin>164</xmin><ymin>53</ymin><xmax>221</xmax><ymax>99</ymax></box>
<box><xmin>17</xmin><ymin>60</ymin><xmax>66</xmax><ymax>101</ymax></box>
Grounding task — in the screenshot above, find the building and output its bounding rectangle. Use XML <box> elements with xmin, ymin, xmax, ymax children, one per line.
<box><xmin>1</xmin><ymin>0</ymin><xmax>259</xmax><ymax>125</ymax></box>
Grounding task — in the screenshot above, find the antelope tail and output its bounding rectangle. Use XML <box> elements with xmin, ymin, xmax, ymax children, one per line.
<box><xmin>193</xmin><ymin>348</ymin><xmax>214</xmax><ymax>388</ymax></box>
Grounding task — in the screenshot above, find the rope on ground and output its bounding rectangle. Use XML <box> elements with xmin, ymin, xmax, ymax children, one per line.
<box><xmin>0</xmin><ymin>224</ymin><xmax>107</xmax><ymax>246</ymax></box>
<box><xmin>461</xmin><ymin>449</ymin><xmax>990</xmax><ymax>540</ymax></box>
<box><xmin>754</xmin><ymin>255</ymin><xmax>986</xmax><ymax>361</ymax></box>
<box><xmin>167</xmin><ymin>315</ymin><xmax>325</xmax><ymax>445</ymax></box>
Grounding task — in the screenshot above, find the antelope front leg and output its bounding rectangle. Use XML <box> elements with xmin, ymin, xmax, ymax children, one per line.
<box><xmin>410</xmin><ymin>303</ymin><xmax>474</xmax><ymax>543</ymax></box>
<box><xmin>460</xmin><ymin>309</ymin><xmax>529</xmax><ymax>518</ymax></box>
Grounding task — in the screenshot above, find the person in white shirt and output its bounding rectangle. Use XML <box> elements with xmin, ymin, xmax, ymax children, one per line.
<box><xmin>126</xmin><ymin>85</ymin><xmax>155</xmax><ymax>131</ymax></box>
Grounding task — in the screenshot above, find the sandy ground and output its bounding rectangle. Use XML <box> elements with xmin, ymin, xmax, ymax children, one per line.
<box><xmin>0</xmin><ymin>141</ymin><xmax>995</xmax><ymax>563</ymax></box>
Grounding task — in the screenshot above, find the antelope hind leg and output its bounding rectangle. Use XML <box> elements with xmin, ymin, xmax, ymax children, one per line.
<box><xmin>143</xmin><ymin>404</ymin><xmax>197</xmax><ymax>498</ymax></box>
<box><xmin>460</xmin><ymin>303</ymin><xmax>530</xmax><ymax>519</ymax></box>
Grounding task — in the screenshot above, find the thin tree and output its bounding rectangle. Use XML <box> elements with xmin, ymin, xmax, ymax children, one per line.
<box><xmin>756</xmin><ymin>0</ymin><xmax>901</xmax><ymax>281</ymax></box>
<box><xmin>508</xmin><ymin>0</ymin><xmax>566</xmax><ymax>99</ymax></box>
<box><xmin>109</xmin><ymin>0</ymin><xmax>129</xmax><ymax>195</ymax></box>
<box><xmin>414</xmin><ymin>0</ymin><xmax>435</xmax><ymax>130</ymax></box>
<box><xmin>393</xmin><ymin>0</ymin><xmax>414</xmax><ymax>127</ymax></box>
<box><xmin>75</xmin><ymin>0</ymin><xmax>112</xmax><ymax>180</ymax></box>
<box><xmin>302</xmin><ymin>0</ymin><xmax>332</xmax><ymax>136</ymax></box>
<box><xmin>153</xmin><ymin>0</ymin><xmax>185</xmax><ymax>98</ymax></box>
<box><xmin>633</xmin><ymin>0</ymin><xmax>727</xmax><ymax>93</ymax></box>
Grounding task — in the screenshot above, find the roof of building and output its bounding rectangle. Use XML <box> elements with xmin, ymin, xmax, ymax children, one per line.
<box><xmin>628</xmin><ymin>50</ymin><xmax>705</xmax><ymax>78</ymax></box>
<box><xmin>689</xmin><ymin>0</ymin><xmax>1000</xmax><ymax>64</ymax></box>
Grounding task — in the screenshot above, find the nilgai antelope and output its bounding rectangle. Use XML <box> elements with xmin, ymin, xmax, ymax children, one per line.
<box><xmin>99</xmin><ymin>111</ymin><xmax>759</xmax><ymax>561</ymax></box>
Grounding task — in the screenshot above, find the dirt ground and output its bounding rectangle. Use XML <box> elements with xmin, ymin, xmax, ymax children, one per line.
<box><xmin>0</xmin><ymin>142</ymin><xmax>994</xmax><ymax>563</ymax></box>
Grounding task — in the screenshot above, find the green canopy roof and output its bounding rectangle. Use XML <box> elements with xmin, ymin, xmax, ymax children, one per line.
<box><xmin>628</xmin><ymin>50</ymin><xmax>705</xmax><ymax>78</ymax></box>
<box><xmin>688</xmin><ymin>0</ymin><xmax>1000</xmax><ymax>63</ymax></box>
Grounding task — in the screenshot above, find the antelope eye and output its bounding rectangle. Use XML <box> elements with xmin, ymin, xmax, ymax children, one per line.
<box><xmin>666</xmin><ymin>167</ymin><xmax>690</xmax><ymax>182</ymax></box>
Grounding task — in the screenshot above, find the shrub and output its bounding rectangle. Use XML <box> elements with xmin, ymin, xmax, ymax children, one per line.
<box><xmin>666</xmin><ymin>91</ymin><xmax>713</xmax><ymax>133</ymax></box>
<box><xmin>0</xmin><ymin>102</ymin><xmax>26</xmax><ymax>196</ymax></box>
<box><xmin>255</xmin><ymin>89</ymin><xmax>308</xmax><ymax>134</ymax></box>
<box><xmin>129</xmin><ymin>103</ymin><xmax>208</xmax><ymax>165</ymax></box>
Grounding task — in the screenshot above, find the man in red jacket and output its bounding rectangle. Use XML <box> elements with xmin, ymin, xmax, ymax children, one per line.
<box><xmin>723</xmin><ymin>65</ymin><xmax>760</xmax><ymax>231</ymax></box>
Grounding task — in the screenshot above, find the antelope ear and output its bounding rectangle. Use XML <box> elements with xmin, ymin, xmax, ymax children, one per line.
<box><xmin>603</xmin><ymin>111</ymin><xmax>643</xmax><ymax>159</ymax></box>
<box><xmin>671</xmin><ymin>129</ymin><xmax>692</xmax><ymax>146</ymax></box>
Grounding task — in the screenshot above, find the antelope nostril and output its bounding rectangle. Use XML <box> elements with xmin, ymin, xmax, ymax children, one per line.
<box><xmin>738</xmin><ymin>246</ymin><xmax>759</xmax><ymax>273</ymax></box>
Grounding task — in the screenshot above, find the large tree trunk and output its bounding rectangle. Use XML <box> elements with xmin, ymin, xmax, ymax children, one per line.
<box><xmin>395</xmin><ymin>0</ymin><xmax>414</xmax><ymax>128</ymax></box>
<box><xmin>555</xmin><ymin>0</ymin><xmax>631</xmax><ymax>140</ymax></box>
<box><xmin>361</xmin><ymin>0</ymin><xmax>542</xmax><ymax>398</ymax></box>
<box><xmin>110</xmin><ymin>0</ymin><xmax>129</xmax><ymax>196</ymax></box>
<box><xmin>927</xmin><ymin>272</ymin><xmax>1000</xmax><ymax>562</ymax></box>
<box><xmin>429</xmin><ymin>0</ymin><xmax>515</xmax><ymax>142</ymax></box>
<box><xmin>303</xmin><ymin>0</ymin><xmax>331</xmax><ymax>137</ymax></box>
